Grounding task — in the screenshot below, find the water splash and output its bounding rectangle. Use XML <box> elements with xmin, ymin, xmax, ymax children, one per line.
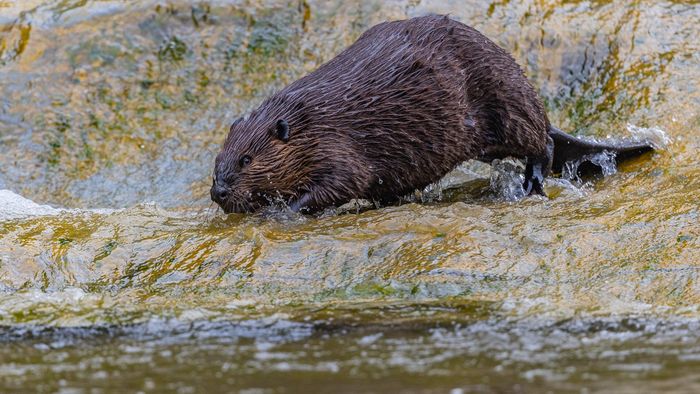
<box><xmin>489</xmin><ymin>159</ymin><xmax>527</xmax><ymax>201</ymax></box>
<box><xmin>561</xmin><ymin>150</ymin><xmax>618</xmax><ymax>183</ymax></box>
<box><xmin>416</xmin><ymin>161</ymin><xmax>491</xmax><ymax>203</ymax></box>
<box><xmin>626</xmin><ymin>124</ymin><xmax>671</xmax><ymax>149</ymax></box>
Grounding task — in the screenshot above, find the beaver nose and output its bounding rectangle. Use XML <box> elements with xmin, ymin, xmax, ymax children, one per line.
<box><xmin>210</xmin><ymin>183</ymin><xmax>229</xmax><ymax>204</ymax></box>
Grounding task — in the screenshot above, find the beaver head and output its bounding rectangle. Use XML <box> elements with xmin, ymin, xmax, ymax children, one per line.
<box><xmin>211</xmin><ymin>115</ymin><xmax>309</xmax><ymax>213</ymax></box>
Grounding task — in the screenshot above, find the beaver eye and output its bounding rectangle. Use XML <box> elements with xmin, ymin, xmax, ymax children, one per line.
<box><xmin>239</xmin><ymin>155</ymin><xmax>252</xmax><ymax>168</ymax></box>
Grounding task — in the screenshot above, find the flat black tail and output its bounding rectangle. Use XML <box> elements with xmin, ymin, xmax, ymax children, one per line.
<box><xmin>549</xmin><ymin>126</ymin><xmax>654</xmax><ymax>175</ymax></box>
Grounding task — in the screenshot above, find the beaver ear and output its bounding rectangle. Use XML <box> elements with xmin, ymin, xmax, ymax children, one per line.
<box><xmin>229</xmin><ymin>117</ymin><xmax>243</xmax><ymax>132</ymax></box>
<box><xmin>274</xmin><ymin>119</ymin><xmax>290</xmax><ymax>143</ymax></box>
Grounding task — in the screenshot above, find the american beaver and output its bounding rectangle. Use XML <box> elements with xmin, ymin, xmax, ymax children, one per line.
<box><xmin>211</xmin><ymin>15</ymin><xmax>653</xmax><ymax>213</ymax></box>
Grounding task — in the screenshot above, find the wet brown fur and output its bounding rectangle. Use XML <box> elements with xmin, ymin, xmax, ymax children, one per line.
<box><xmin>211</xmin><ymin>15</ymin><xmax>648</xmax><ymax>213</ymax></box>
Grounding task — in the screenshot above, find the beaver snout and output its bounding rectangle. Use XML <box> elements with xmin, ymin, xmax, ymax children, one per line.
<box><xmin>210</xmin><ymin>182</ymin><xmax>229</xmax><ymax>207</ymax></box>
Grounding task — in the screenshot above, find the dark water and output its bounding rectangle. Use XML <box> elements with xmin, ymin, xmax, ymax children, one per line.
<box><xmin>1</xmin><ymin>0</ymin><xmax>699</xmax><ymax>392</ymax></box>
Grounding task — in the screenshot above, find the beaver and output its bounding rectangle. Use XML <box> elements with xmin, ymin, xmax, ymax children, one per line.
<box><xmin>211</xmin><ymin>15</ymin><xmax>653</xmax><ymax>213</ymax></box>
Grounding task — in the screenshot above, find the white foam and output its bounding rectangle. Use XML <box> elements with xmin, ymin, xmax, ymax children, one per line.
<box><xmin>0</xmin><ymin>189</ymin><xmax>63</xmax><ymax>221</ymax></box>
<box><xmin>626</xmin><ymin>124</ymin><xmax>671</xmax><ymax>149</ymax></box>
<box><xmin>0</xmin><ymin>190</ymin><xmax>119</xmax><ymax>221</ymax></box>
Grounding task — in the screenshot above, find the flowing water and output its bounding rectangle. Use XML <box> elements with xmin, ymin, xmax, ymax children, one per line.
<box><xmin>1</xmin><ymin>0</ymin><xmax>699</xmax><ymax>392</ymax></box>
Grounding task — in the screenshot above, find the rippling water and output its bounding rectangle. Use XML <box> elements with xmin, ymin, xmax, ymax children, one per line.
<box><xmin>1</xmin><ymin>0</ymin><xmax>699</xmax><ymax>391</ymax></box>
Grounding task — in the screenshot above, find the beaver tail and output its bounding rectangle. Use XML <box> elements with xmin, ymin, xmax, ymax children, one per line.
<box><xmin>549</xmin><ymin>126</ymin><xmax>654</xmax><ymax>175</ymax></box>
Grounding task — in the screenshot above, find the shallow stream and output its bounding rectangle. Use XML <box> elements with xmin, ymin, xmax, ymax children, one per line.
<box><xmin>1</xmin><ymin>0</ymin><xmax>699</xmax><ymax>392</ymax></box>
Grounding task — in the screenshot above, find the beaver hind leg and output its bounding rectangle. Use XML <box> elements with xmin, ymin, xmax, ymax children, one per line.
<box><xmin>523</xmin><ymin>135</ymin><xmax>554</xmax><ymax>196</ymax></box>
